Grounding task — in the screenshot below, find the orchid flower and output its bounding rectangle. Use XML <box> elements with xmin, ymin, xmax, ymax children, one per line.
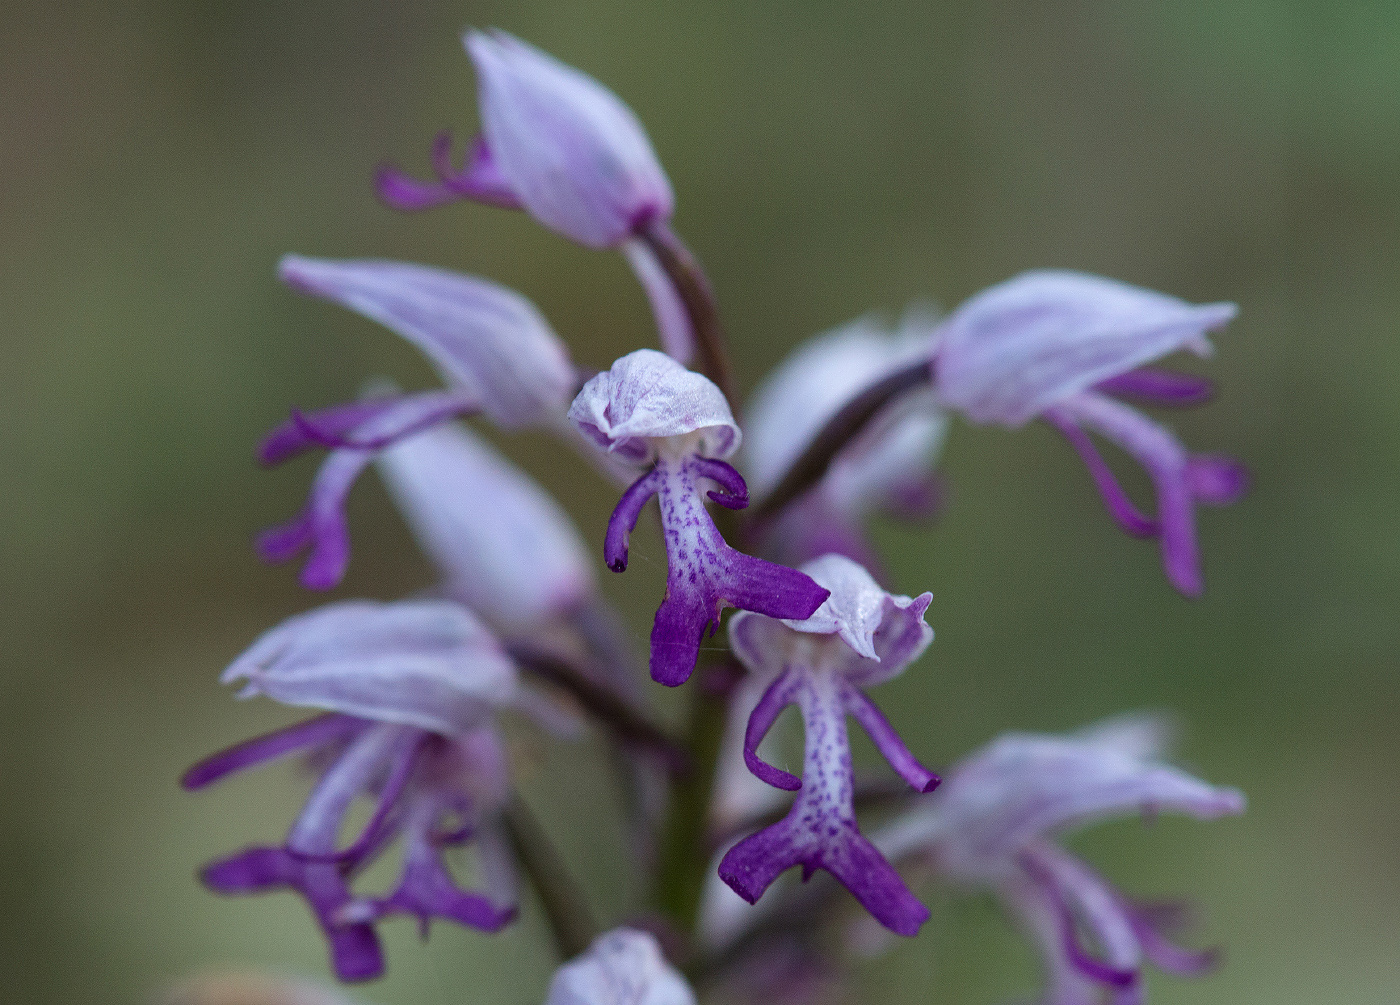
<box><xmin>377</xmin><ymin>30</ymin><xmax>701</xmax><ymax>363</ymax></box>
<box><xmin>544</xmin><ymin>929</ymin><xmax>694</xmax><ymax>1005</ymax></box>
<box><xmin>875</xmin><ymin>715</ymin><xmax>1246</xmax><ymax>1004</ymax></box>
<box><xmin>718</xmin><ymin>554</ymin><xmax>937</xmax><ymax>936</ymax></box>
<box><xmin>568</xmin><ymin>350</ymin><xmax>830</xmax><ymax>686</ymax></box>
<box><xmin>257</xmin><ymin>256</ymin><xmax>574</xmax><ymax>589</ymax></box>
<box><xmin>933</xmin><ymin>271</ymin><xmax>1247</xmax><ymax>595</ymax></box>
<box><xmin>744</xmin><ymin>311</ymin><xmax>948</xmax><ymax>572</ymax></box>
<box><xmin>183</xmin><ymin>600</ymin><xmax>523</xmax><ymax>981</ymax></box>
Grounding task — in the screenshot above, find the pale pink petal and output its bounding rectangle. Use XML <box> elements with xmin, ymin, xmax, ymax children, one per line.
<box><xmin>377</xmin><ymin>422</ymin><xmax>595</xmax><ymax>631</ymax></box>
<box><xmin>469</xmin><ymin>30</ymin><xmax>673</xmax><ymax>249</ymax></box>
<box><xmin>935</xmin><ymin>270</ymin><xmax>1235</xmax><ymax>427</ymax></box>
<box><xmin>222</xmin><ymin>600</ymin><xmax>518</xmax><ymax>735</ymax></box>
<box><xmin>279</xmin><ymin>255</ymin><xmax>573</xmax><ymax>428</ymax></box>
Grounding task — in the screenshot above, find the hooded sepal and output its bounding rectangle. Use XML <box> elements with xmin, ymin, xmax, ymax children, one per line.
<box><xmin>545</xmin><ymin>928</ymin><xmax>695</xmax><ymax>1005</ymax></box>
<box><xmin>221</xmin><ymin>599</ymin><xmax>518</xmax><ymax>736</ymax></box>
<box><xmin>933</xmin><ymin>270</ymin><xmax>1236</xmax><ymax>427</ymax></box>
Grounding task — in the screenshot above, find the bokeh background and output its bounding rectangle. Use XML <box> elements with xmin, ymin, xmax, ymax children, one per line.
<box><xmin>2</xmin><ymin>1</ymin><xmax>1397</xmax><ymax>1003</ymax></box>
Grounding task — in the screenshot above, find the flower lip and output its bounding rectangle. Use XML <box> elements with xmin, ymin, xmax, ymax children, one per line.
<box><xmin>934</xmin><ymin>270</ymin><xmax>1237</xmax><ymax>427</ymax></box>
<box><xmin>467</xmin><ymin>29</ymin><xmax>674</xmax><ymax>249</ymax></box>
<box><xmin>567</xmin><ymin>349</ymin><xmax>740</xmax><ymax>462</ymax></box>
<box><xmin>221</xmin><ymin>599</ymin><xmax>519</xmax><ymax>736</ymax></box>
<box><xmin>192</xmin><ymin>722</ymin><xmax>519</xmax><ymax>983</ymax></box>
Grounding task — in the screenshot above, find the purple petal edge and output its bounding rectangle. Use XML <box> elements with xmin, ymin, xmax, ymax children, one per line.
<box><xmin>743</xmin><ymin>670</ymin><xmax>802</xmax><ymax>791</ymax></box>
<box><xmin>648</xmin><ymin>554</ymin><xmax>829</xmax><ymax>687</ymax></box>
<box><xmin>378</xmin><ymin>858</ymin><xmax>517</xmax><ymax>936</ymax></box>
<box><xmin>181</xmin><ymin>713</ymin><xmax>366</xmax><ymax>790</ymax></box>
<box><xmin>718</xmin><ymin>817</ymin><xmax>929</xmax><ymax>936</ymax></box>
<box><xmin>1188</xmin><ymin>455</ymin><xmax>1249</xmax><ymax>506</ymax></box>
<box><xmin>1045</xmin><ymin>884</ymin><xmax>1139</xmax><ymax>989</ymax></box>
<box><xmin>288</xmin><ymin>734</ymin><xmax>425</xmax><ymax>865</ymax></box>
<box><xmin>1046</xmin><ymin>409</ymin><xmax>1158</xmax><ymax>538</ymax></box>
<box><xmin>200</xmin><ymin>847</ymin><xmax>386</xmax><ymax>982</ymax></box>
<box><xmin>1129</xmin><ymin>903</ymin><xmax>1221</xmax><ymax>975</ymax></box>
<box><xmin>646</xmin><ymin>459</ymin><xmax>829</xmax><ymax>686</ymax></box>
<box><xmin>691</xmin><ymin>456</ymin><xmax>750</xmax><ymax>510</ymax></box>
<box><xmin>255</xmin><ymin>448</ymin><xmax>373</xmax><ymax>590</ymax></box>
<box><xmin>1097</xmin><ymin>367</ymin><xmax>1216</xmax><ymax>407</ymax></box>
<box><xmin>256</xmin><ymin>392</ymin><xmax>477</xmax><ymax>590</ymax></box>
<box><xmin>605</xmin><ymin>469</ymin><xmax>661</xmax><ymax>572</ymax></box>
<box><xmin>376</xmin><ymin>131</ymin><xmax>523</xmax><ymax>213</ymax></box>
<box><xmin>841</xmin><ymin>684</ymin><xmax>940</xmax><ymax>793</ymax></box>
<box><xmin>259</xmin><ymin>398</ymin><xmax>404</xmax><ymax>466</ymax></box>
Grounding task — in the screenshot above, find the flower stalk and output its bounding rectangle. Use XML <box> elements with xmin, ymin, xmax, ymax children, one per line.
<box><xmin>652</xmin><ymin>662</ymin><xmax>732</xmax><ymax>934</ymax></box>
<box><xmin>504</xmin><ymin>794</ymin><xmax>600</xmax><ymax>960</ymax></box>
<box><xmin>509</xmin><ymin>645</ymin><xmax>691</xmax><ymax>775</ymax></box>
<box><xmin>747</xmin><ymin>359</ymin><xmax>933</xmax><ymax>522</ymax></box>
<box><xmin>636</xmin><ymin>223</ymin><xmax>738</xmax><ymax>411</ymax></box>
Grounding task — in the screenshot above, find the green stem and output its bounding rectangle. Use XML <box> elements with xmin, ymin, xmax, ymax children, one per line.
<box><xmin>652</xmin><ymin>662</ymin><xmax>732</xmax><ymax>931</ymax></box>
<box><xmin>503</xmin><ymin>794</ymin><xmax>599</xmax><ymax>960</ymax></box>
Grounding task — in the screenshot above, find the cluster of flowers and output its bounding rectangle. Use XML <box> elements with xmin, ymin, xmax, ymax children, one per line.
<box><xmin>184</xmin><ymin>30</ymin><xmax>1248</xmax><ymax>1005</ymax></box>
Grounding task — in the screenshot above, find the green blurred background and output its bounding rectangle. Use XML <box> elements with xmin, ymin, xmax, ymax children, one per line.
<box><xmin>2</xmin><ymin>1</ymin><xmax>1396</xmax><ymax>1002</ymax></box>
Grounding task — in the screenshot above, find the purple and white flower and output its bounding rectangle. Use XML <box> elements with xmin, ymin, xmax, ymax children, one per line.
<box><xmin>875</xmin><ymin>715</ymin><xmax>1246</xmax><ymax>1004</ymax></box>
<box><xmin>184</xmin><ymin>600</ymin><xmax>522</xmax><ymax>982</ymax></box>
<box><xmin>257</xmin><ymin>256</ymin><xmax>574</xmax><ymax>589</ymax></box>
<box><xmin>744</xmin><ymin>311</ymin><xmax>947</xmax><ymax>571</ymax></box>
<box><xmin>544</xmin><ymin>928</ymin><xmax>694</xmax><ymax>1005</ymax></box>
<box><xmin>718</xmin><ymin>554</ymin><xmax>937</xmax><ymax>936</ymax></box>
<box><xmin>568</xmin><ymin>350</ymin><xmax>830</xmax><ymax>686</ymax></box>
<box><xmin>377</xmin><ymin>31</ymin><xmax>699</xmax><ymax>363</ymax></box>
<box><xmin>379</xmin><ymin>30</ymin><xmax>671</xmax><ymax>248</ymax></box>
<box><xmin>932</xmin><ymin>271</ymin><xmax>1247</xmax><ymax>595</ymax></box>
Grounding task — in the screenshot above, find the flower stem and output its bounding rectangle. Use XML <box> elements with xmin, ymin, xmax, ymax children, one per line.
<box><xmin>747</xmin><ymin>359</ymin><xmax>933</xmax><ymax>522</ymax></box>
<box><xmin>503</xmin><ymin>794</ymin><xmax>599</xmax><ymax>960</ymax></box>
<box><xmin>509</xmin><ymin>644</ymin><xmax>692</xmax><ymax>776</ymax></box>
<box><xmin>652</xmin><ymin>660</ymin><xmax>735</xmax><ymax>931</ymax></box>
<box><xmin>639</xmin><ymin>223</ymin><xmax>739</xmax><ymax>413</ymax></box>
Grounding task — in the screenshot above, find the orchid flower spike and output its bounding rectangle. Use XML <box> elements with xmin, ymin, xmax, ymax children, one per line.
<box><xmin>544</xmin><ymin>929</ymin><xmax>695</xmax><ymax>1005</ymax></box>
<box><xmin>718</xmin><ymin>554</ymin><xmax>937</xmax><ymax>936</ymax></box>
<box><xmin>257</xmin><ymin>256</ymin><xmax>574</xmax><ymax>589</ymax></box>
<box><xmin>932</xmin><ymin>270</ymin><xmax>1247</xmax><ymax>596</ymax></box>
<box><xmin>744</xmin><ymin>310</ymin><xmax>948</xmax><ymax>572</ymax></box>
<box><xmin>568</xmin><ymin>350</ymin><xmax>830</xmax><ymax>686</ymax></box>
<box><xmin>183</xmin><ymin>600</ymin><xmax>523</xmax><ymax>982</ymax></box>
<box><xmin>377</xmin><ymin>31</ymin><xmax>701</xmax><ymax>362</ymax></box>
<box><xmin>875</xmin><ymin>715</ymin><xmax>1246</xmax><ymax>1004</ymax></box>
